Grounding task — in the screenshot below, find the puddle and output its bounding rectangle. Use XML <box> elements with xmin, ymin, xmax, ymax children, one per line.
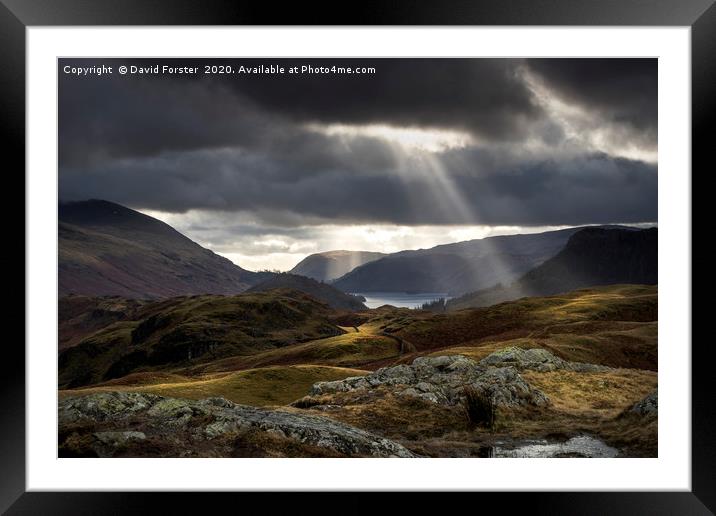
<box><xmin>489</xmin><ymin>435</ymin><xmax>619</xmax><ymax>458</ymax></box>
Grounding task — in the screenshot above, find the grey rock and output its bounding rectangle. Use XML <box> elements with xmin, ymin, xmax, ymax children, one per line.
<box><xmin>59</xmin><ymin>392</ymin><xmax>416</xmax><ymax>458</ymax></box>
<box><xmin>415</xmin><ymin>382</ymin><xmax>434</xmax><ymax>392</ymax></box>
<box><xmin>630</xmin><ymin>390</ymin><xmax>658</xmax><ymax>416</ymax></box>
<box><xmin>469</xmin><ymin>366</ymin><xmax>550</xmax><ymax>407</ymax></box>
<box><xmin>399</xmin><ymin>387</ymin><xmax>420</xmax><ymax>398</ymax></box>
<box><xmin>59</xmin><ymin>391</ymin><xmax>161</xmax><ymax>424</ymax></box>
<box><xmin>310</xmin><ymin>375</ymin><xmax>370</xmax><ymax>395</ymax></box>
<box><xmin>313</xmin><ymin>404</ymin><xmax>341</xmax><ymax>411</ymax></box>
<box><xmin>94</xmin><ymin>431</ymin><xmax>146</xmax><ymax>446</ymax></box>
<box><xmin>417</xmin><ymin>391</ymin><xmax>442</xmax><ymax>404</ymax></box>
<box><xmin>308</xmin><ymin>354</ymin><xmax>549</xmax><ymax>408</ymax></box>
<box><xmin>479</xmin><ymin>347</ymin><xmax>611</xmax><ymax>373</ymax></box>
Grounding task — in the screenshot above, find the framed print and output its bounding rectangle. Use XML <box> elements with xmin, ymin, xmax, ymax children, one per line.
<box><xmin>3</xmin><ymin>0</ymin><xmax>713</xmax><ymax>513</ymax></box>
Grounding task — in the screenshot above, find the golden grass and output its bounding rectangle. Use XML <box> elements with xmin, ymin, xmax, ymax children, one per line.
<box><xmin>421</xmin><ymin>320</ymin><xmax>657</xmax><ymax>370</ymax></box>
<box><xmin>382</xmin><ymin>285</ymin><xmax>656</xmax><ymax>363</ymax></box>
<box><xmin>60</xmin><ymin>364</ymin><xmax>368</xmax><ymax>406</ymax></box>
<box><xmin>528</xmin><ymin>286</ymin><xmax>657</xmax><ymax>324</ymax></box>
<box><xmin>426</xmin><ymin>338</ymin><xmax>540</xmax><ymax>361</ymax></box>
<box><xmin>294</xmin><ymin>388</ymin><xmax>468</xmax><ymax>441</ymax></box>
<box><xmin>522</xmin><ymin>369</ymin><xmax>657</xmax><ymax>418</ymax></box>
<box><xmin>183</xmin><ymin>329</ymin><xmax>400</xmax><ymax>374</ymax></box>
<box><xmin>285</xmin><ymin>359</ymin><xmax>658</xmax><ymax>456</ymax></box>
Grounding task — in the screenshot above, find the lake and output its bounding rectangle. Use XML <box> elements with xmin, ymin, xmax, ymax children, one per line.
<box><xmin>353</xmin><ymin>292</ymin><xmax>451</xmax><ymax>309</ymax></box>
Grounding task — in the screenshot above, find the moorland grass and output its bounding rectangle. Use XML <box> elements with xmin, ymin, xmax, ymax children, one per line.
<box><xmin>60</xmin><ymin>364</ymin><xmax>368</xmax><ymax>406</ymax></box>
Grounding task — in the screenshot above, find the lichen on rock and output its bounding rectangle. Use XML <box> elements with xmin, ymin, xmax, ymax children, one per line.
<box><xmin>58</xmin><ymin>392</ymin><xmax>416</xmax><ymax>458</ymax></box>
<box><xmin>307</xmin><ymin>354</ymin><xmax>549</xmax><ymax>408</ymax></box>
<box><xmin>629</xmin><ymin>390</ymin><xmax>657</xmax><ymax>416</ymax></box>
<box><xmin>479</xmin><ymin>346</ymin><xmax>611</xmax><ymax>373</ymax></box>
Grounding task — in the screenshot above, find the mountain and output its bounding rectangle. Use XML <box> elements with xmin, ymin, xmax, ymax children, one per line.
<box><xmin>246</xmin><ymin>273</ymin><xmax>367</xmax><ymax>311</ymax></box>
<box><xmin>447</xmin><ymin>227</ymin><xmax>657</xmax><ymax>310</ymax></box>
<box><xmin>332</xmin><ymin>227</ymin><xmax>588</xmax><ymax>295</ymax></box>
<box><xmin>290</xmin><ymin>250</ymin><xmax>386</xmax><ymax>282</ymax></box>
<box><xmin>59</xmin><ymin>200</ymin><xmax>266</xmax><ymax>298</ymax></box>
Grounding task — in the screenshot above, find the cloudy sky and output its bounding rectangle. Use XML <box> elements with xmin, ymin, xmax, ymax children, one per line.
<box><xmin>59</xmin><ymin>58</ymin><xmax>657</xmax><ymax>271</ymax></box>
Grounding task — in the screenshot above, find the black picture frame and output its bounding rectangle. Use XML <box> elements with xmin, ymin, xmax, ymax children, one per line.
<box><xmin>2</xmin><ymin>0</ymin><xmax>712</xmax><ymax>513</ymax></box>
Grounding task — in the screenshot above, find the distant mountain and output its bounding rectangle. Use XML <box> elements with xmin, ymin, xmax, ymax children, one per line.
<box><xmin>290</xmin><ymin>250</ymin><xmax>386</xmax><ymax>282</ymax></box>
<box><xmin>59</xmin><ymin>200</ymin><xmax>266</xmax><ymax>298</ymax></box>
<box><xmin>332</xmin><ymin>227</ymin><xmax>590</xmax><ymax>296</ymax></box>
<box><xmin>246</xmin><ymin>273</ymin><xmax>367</xmax><ymax>311</ymax></box>
<box><xmin>447</xmin><ymin>227</ymin><xmax>657</xmax><ymax>310</ymax></box>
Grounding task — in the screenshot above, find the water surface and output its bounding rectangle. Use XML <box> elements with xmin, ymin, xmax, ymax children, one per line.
<box><xmin>491</xmin><ymin>436</ymin><xmax>619</xmax><ymax>458</ymax></box>
<box><xmin>354</xmin><ymin>292</ymin><xmax>451</xmax><ymax>309</ymax></box>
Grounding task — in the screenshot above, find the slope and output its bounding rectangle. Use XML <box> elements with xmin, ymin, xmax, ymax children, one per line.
<box><xmin>59</xmin><ymin>199</ymin><xmax>263</xmax><ymax>298</ymax></box>
<box><xmin>447</xmin><ymin>227</ymin><xmax>657</xmax><ymax>309</ymax></box>
<box><xmin>290</xmin><ymin>250</ymin><xmax>386</xmax><ymax>282</ymax></box>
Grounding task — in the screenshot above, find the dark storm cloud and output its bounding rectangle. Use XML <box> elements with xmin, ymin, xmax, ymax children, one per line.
<box><xmin>227</xmin><ymin>59</ymin><xmax>540</xmax><ymax>140</ymax></box>
<box><xmin>526</xmin><ymin>58</ymin><xmax>657</xmax><ymax>144</ymax></box>
<box><xmin>59</xmin><ymin>58</ymin><xmax>546</xmax><ymax>167</ymax></box>
<box><xmin>60</xmin><ymin>139</ymin><xmax>656</xmax><ymax>226</ymax></box>
<box><xmin>59</xmin><ymin>57</ymin><xmax>657</xmax><ymax>227</ymax></box>
<box><xmin>58</xmin><ymin>69</ymin><xmax>274</xmax><ymax>167</ymax></box>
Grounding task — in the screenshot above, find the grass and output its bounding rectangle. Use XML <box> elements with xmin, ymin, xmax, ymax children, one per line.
<box><xmin>58</xmin><ymin>290</ymin><xmax>345</xmax><ymax>388</ymax></box>
<box><xmin>422</xmin><ymin>321</ymin><xmax>657</xmax><ymax>370</ymax></box>
<box><xmin>425</xmin><ymin>338</ymin><xmax>540</xmax><ymax>362</ymax></box>
<box><xmin>59</xmin><ymin>295</ymin><xmax>148</xmax><ymax>350</ymax></box>
<box><xmin>377</xmin><ymin>285</ymin><xmax>657</xmax><ymax>370</ymax></box>
<box><xmin>522</xmin><ymin>369</ymin><xmax>657</xmax><ymax>418</ymax></box>
<box><xmin>288</xmin><ymin>362</ymin><xmax>657</xmax><ymax>456</ymax></box>
<box><xmin>183</xmin><ymin>329</ymin><xmax>400</xmax><ymax>374</ymax></box>
<box><xmin>58</xmin><ymin>284</ymin><xmax>659</xmax><ymax>457</ymax></box>
<box><xmin>60</xmin><ymin>364</ymin><xmax>368</xmax><ymax>406</ymax></box>
<box><xmin>295</xmin><ymin>388</ymin><xmax>469</xmax><ymax>441</ymax></box>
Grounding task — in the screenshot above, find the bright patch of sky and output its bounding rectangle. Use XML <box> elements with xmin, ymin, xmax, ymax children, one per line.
<box><xmin>142</xmin><ymin>208</ymin><xmax>582</xmax><ymax>271</ymax></box>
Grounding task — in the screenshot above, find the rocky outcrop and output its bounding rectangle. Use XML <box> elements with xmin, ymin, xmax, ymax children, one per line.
<box><xmin>630</xmin><ymin>390</ymin><xmax>657</xmax><ymax>416</ymax></box>
<box><xmin>479</xmin><ymin>347</ymin><xmax>611</xmax><ymax>373</ymax></box>
<box><xmin>307</xmin><ymin>355</ymin><xmax>549</xmax><ymax>408</ymax></box>
<box><xmin>59</xmin><ymin>392</ymin><xmax>416</xmax><ymax>458</ymax></box>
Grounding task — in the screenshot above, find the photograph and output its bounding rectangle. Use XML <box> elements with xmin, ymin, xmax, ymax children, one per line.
<box><xmin>56</xmin><ymin>57</ymin><xmax>658</xmax><ymax>459</ymax></box>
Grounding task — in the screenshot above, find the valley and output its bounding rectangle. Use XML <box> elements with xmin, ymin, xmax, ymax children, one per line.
<box><xmin>59</xmin><ymin>284</ymin><xmax>658</xmax><ymax>458</ymax></box>
<box><xmin>53</xmin><ymin>56</ymin><xmax>664</xmax><ymax>467</ymax></box>
<box><xmin>57</xmin><ymin>200</ymin><xmax>658</xmax><ymax>459</ymax></box>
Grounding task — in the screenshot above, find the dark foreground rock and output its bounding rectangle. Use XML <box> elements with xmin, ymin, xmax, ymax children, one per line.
<box><xmin>479</xmin><ymin>347</ymin><xmax>611</xmax><ymax>373</ymax></box>
<box><xmin>59</xmin><ymin>392</ymin><xmax>416</xmax><ymax>458</ymax></box>
<box><xmin>305</xmin><ymin>354</ymin><xmax>550</xmax><ymax>408</ymax></box>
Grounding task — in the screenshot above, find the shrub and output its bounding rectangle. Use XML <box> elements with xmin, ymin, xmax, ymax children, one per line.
<box><xmin>462</xmin><ymin>386</ymin><xmax>495</xmax><ymax>429</ymax></box>
<box><xmin>291</xmin><ymin>396</ymin><xmax>321</xmax><ymax>409</ymax></box>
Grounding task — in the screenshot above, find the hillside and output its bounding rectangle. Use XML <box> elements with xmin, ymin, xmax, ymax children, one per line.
<box><xmin>332</xmin><ymin>227</ymin><xmax>585</xmax><ymax>295</ymax></box>
<box><xmin>290</xmin><ymin>250</ymin><xmax>386</xmax><ymax>282</ymax></box>
<box><xmin>387</xmin><ymin>284</ymin><xmax>658</xmax><ymax>371</ymax></box>
<box><xmin>59</xmin><ymin>284</ymin><xmax>658</xmax><ymax>391</ymax></box>
<box><xmin>59</xmin><ymin>364</ymin><xmax>369</xmax><ymax>407</ymax></box>
<box><xmin>58</xmin><ymin>290</ymin><xmax>345</xmax><ymax>388</ymax></box>
<box><xmin>60</xmin><ymin>284</ymin><xmax>658</xmax><ymax>457</ymax></box>
<box><xmin>447</xmin><ymin>227</ymin><xmax>657</xmax><ymax>310</ymax></box>
<box><xmin>59</xmin><ymin>200</ymin><xmax>263</xmax><ymax>298</ymax></box>
<box><xmin>59</xmin><ymin>295</ymin><xmax>149</xmax><ymax>350</ymax></box>
<box><xmin>246</xmin><ymin>273</ymin><xmax>367</xmax><ymax>311</ymax></box>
